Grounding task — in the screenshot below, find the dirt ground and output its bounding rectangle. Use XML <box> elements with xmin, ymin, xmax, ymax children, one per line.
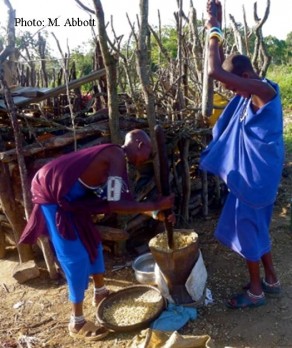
<box><xmin>1</xmin><ymin>140</ymin><xmax>292</xmax><ymax>348</ymax></box>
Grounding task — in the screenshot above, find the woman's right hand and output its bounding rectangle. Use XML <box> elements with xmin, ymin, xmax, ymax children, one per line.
<box><xmin>155</xmin><ymin>194</ymin><xmax>175</xmax><ymax>211</ymax></box>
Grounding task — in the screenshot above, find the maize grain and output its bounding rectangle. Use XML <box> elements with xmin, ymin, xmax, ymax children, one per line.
<box><xmin>102</xmin><ymin>289</ymin><xmax>162</xmax><ymax>326</ymax></box>
<box><xmin>149</xmin><ymin>231</ymin><xmax>198</xmax><ymax>251</ymax></box>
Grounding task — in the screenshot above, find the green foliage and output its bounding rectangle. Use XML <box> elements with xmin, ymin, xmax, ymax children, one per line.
<box><xmin>16</xmin><ymin>31</ymin><xmax>40</xmax><ymax>57</ymax></box>
<box><xmin>267</xmin><ymin>65</ymin><xmax>292</xmax><ymax>154</ymax></box>
<box><xmin>265</xmin><ymin>32</ymin><xmax>292</xmax><ymax>65</ymax></box>
<box><xmin>69</xmin><ymin>43</ymin><xmax>95</xmax><ymax>92</ymax></box>
<box><xmin>284</xmin><ymin>123</ymin><xmax>292</xmax><ymax>154</ymax></box>
<box><xmin>267</xmin><ymin>65</ymin><xmax>292</xmax><ymax>110</ymax></box>
<box><xmin>150</xmin><ymin>25</ymin><xmax>179</xmax><ymax>66</ymax></box>
<box><xmin>0</xmin><ymin>35</ymin><xmax>4</xmax><ymax>50</ymax></box>
<box><xmin>71</xmin><ymin>47</ymin><xmax>93</xmax><ymax>77</ymax></box>
<box><xmin>265</xmin><ymin>36</ymin><xmax>288</xmax><ymax>65</ymax></box>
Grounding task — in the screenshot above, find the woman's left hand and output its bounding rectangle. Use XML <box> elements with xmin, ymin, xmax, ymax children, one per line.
<box><xmin>156</xmin><ymin>211</ymin><xmax>176</xmax><ymax>225</ymax></box>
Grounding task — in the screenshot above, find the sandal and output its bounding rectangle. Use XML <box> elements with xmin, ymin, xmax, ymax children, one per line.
<box><xmin>262</xmin><ymin>279</ymin><xmax>282</xmax><ymax>297</ymax></box>
<box><xmin>92</xmin><ymin>288</ymin><xmax>110</xmax><ymax>307</ymax></box>
<box><xmin>243</xmin><ymin>279</ymin><xmax>282</xmax><ymax>297</ymax></box>
<box><xmin>226</xmin><ymin>290</ymin><xmax>266</xmax><ymax>309</ymax></box>
<box><xmin>69</xmin><ymin>320</ymin><xmax>109</xmax><ymax>341</ymax></box>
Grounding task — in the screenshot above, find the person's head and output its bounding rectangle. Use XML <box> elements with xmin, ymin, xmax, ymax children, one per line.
<box><xmin>221</xmin><ymin>53</ymin><xmax>259</xmax><ymax>97</ymax></box>
<box><xmin>222</xmin><ymin>53</ymin><xmax>256</xmax><ymax>77</ymax></box>
<box><xmin>122</xmin><ymin>129</ymin><xmax>152</xmax><ymax>166</ymax></box>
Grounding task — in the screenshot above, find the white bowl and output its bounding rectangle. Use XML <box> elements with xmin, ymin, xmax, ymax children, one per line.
<box><xmin>132</xmin><ymin>252</ymin><xmax>156</xmax><ymax>285</ymax></box>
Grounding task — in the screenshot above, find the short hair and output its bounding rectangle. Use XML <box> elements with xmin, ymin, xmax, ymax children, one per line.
<box><xmin>222</xmin><ymin>53</ymin><xmax>255</xmax><ymax>76</ymax></box>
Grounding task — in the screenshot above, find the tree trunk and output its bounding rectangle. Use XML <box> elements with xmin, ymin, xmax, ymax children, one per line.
<box><xmin>38</xmin><ymin>33</ymin><xmax>48</xmax><ymax>87</ymax></box>
<box><xmin>92</xmin><ymin>0</ymin><xmax>121</xmax><ymax>144</ymax></box>
<box><xmin>178</xmin><ymin>138</ymin><xmax>190</xmax><ymax>223</ymax></box>
<box><xmin>136</xmin><ymin>0</ymin><xmax>161</xmax><ymax>192</ymax></box>
<box><xmin>0</xmin><ymin>161</ymin><xmax>33</xmax><ymax>262</ymax></box>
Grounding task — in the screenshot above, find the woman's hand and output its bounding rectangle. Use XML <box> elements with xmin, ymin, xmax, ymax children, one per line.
<box><xmin>205</xmin><ymin>0</ymin><xmax>222</xmax><ymax>29</ymax></box>
<box><xmin>155</xmin><ymin>194</ymin><xmax>175</xmax><ymax>211</ymax></box>
<box><xmin>216</xmin><ymin>0</ymin><xmax>222</xmax><ymax>27</ymax></box>
<box><xmin>152</xmin><ymin>194</ymin><xmax>176</xmax><ymax>225</ymax></box>
<box><xmin>155</xmin><ymin>211</ymin><xmax>176</xmax><ymax>225</ymax></box>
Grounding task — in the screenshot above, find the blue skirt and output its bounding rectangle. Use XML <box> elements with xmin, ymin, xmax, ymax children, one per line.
<box><xmin>215</xmin><ymin>192</ymin><xmax>273</xmax><ymax>261</ymax></box>
<box><xmin>41</xmin><ymin>181</ymin><xmax>105</xmax><ymax>303</ymax></box>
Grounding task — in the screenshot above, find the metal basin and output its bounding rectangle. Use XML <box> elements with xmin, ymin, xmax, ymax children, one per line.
<box><xmin>132</xmin><ymin>252</ymin><xmax>156</xmax><ymax>285</ymax></box>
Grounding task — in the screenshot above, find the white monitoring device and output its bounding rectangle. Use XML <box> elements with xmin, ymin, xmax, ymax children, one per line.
<box><xmin>107</xmin><ymin>176</ymin><xmax>123</xmax><ymax>201</ymax></box>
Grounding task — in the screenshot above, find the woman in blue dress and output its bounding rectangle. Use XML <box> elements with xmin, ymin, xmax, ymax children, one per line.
<box><xmin>200</xmin><ymin>0</ymin><xmax>284</xmax><ymax>308</ymax></box>
<box><xmin>20</xmin><ymin>129</ymin><xmax>175</xmax><ymax>341</ymax></box>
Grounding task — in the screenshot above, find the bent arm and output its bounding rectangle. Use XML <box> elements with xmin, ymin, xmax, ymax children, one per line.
<box><xmin>205</xmin><ymin>1</ymin><xmax>276</xmax><ymax>103</ymax></box>
<box><xmin>208</xmin><ymin>38</ymin><xmax>275</xmax><ymax>102</ymax></box>
<box><xmin>108</xmin><ymin>195</ymin><xmax>174</xmax><ymax>215</ymax></box>
<box><xmin>108</xmin><ymin>200</ymin><xmax>160</xmax><ymax>214</ymax></box>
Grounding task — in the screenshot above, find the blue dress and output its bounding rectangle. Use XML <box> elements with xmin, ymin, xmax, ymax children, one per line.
<box><xmin>41</xmin><ymin>180</ymin><xmax>105</xmax><ymax>303</ymax></box>
<box><xmin>200</xmin><ymin>80</ymin><xmax>284</xmax><ymax>261</ymax></box>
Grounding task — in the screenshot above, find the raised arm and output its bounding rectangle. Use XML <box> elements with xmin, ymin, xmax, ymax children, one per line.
<box><xmin>205</xmin><ymin>0</ymin><xmax>276</xmax><ymax>105</ymax></box>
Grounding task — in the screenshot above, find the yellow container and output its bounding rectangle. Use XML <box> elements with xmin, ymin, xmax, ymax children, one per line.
<box><xmin>208</xmin><ymin>93</ymin><xmax>228</xmax><ymax>126</ymax></box>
